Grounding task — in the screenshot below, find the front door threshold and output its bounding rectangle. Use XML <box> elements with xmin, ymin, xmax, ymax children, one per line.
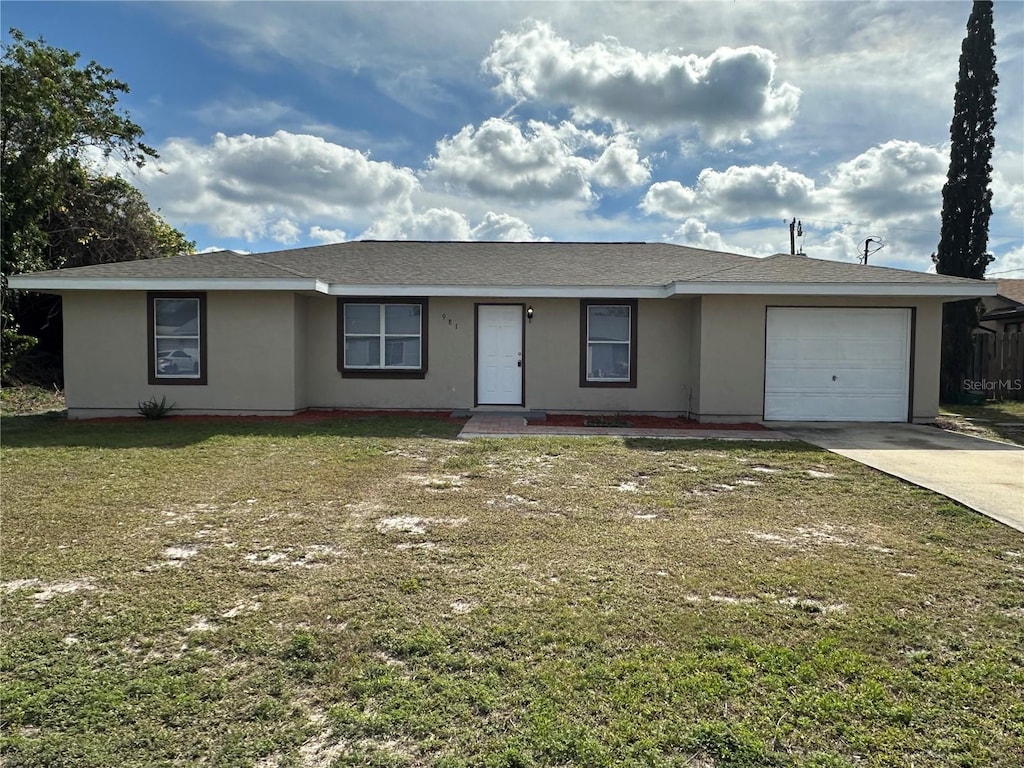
<box><xmin>453</xmin><ymin>408</ymin><xmax>546</xmax><ymax>421</ymax></box>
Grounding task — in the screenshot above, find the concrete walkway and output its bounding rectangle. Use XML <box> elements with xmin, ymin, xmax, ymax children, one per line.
<box><xmin>458</xmin><ymin>413</ymin><xmax>783</xmax><ymax>441</ymax></box>
<box><xmin>776</xmin><ymin>423</ymin><xmax>1024</xmax><ymax>533</ymax></box>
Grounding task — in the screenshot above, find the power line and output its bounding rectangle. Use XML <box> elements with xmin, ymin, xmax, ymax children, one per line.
<box><xmin>795</xmin><ymin>216</ymin><xmax>1024</xmax><ymax>241</ymax></box>
<box><xmin>987</xmin><ymin>267</ymin><xmax>1024</xmax><ymax>275</ymax></box>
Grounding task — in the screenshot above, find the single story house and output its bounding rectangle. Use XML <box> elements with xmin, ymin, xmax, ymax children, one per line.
<box><xmin>7</xmin><ymin>241</ymin><xmax>995</xmax><ymax>422</ymax></box>
<box><xmin>978</xmin><ymin>279</ymin><xmax>1024</xmax><ymax>334</ymax></box>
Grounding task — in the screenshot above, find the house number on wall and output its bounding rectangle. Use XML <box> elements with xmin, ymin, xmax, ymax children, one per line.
<box><xmin>442</xmin><ymin>313</ymin><xmax>458</xmax><ymax>330</ymax></box>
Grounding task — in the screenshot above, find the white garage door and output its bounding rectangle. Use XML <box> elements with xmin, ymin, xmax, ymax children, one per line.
<box><xmin>764</xmin><ymin>308</ymin><xmax>911</xmax><ymax>422</ymax></box>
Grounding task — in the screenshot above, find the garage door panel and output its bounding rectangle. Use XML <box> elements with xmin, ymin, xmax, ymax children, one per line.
<box><xmin>764</xmin><ymin>308</ymin><xmax>911</xmax><ymax>422</ymax></box>
<box><xmin>767</xmin><ymin>393</ymin><xmax>906</xmax><ymax>421</ymax></box>
<box><xmin>765</xmin><ymin>339</ymin><xmax>800</xmax><ymax>361</ymax></box>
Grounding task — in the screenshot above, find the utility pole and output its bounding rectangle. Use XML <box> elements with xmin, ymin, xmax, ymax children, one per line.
<box><xmin>788</xmin><ymin>218</ymin><xmax>803</xmax><ymax>255</ymax></box>
<box><xmin>861</xmin><ymin>237</ymin><xmax>885</xmax><ymax>265</ymax></box>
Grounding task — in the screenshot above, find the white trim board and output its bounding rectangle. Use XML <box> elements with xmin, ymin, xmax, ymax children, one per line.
<box><xmin>8</xmin><ymin>277</ymin><xmax>994</xmax><ymax>300</ymax></box>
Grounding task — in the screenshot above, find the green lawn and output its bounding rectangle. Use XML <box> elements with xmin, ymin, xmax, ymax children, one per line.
<box><xmin>1</xmin><ymin>414</ymin><xmax>1022</xmax><ymax>767</ymax></box>
<box><xmin>937</xmin><ymin>400</ymin><xmax>1024</xmax><ymax>446</ymax></box>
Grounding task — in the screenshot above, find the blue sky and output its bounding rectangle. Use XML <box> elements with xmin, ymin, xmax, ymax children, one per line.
<box><xmin>3</xmin><ymin>1</ymin><xmax>1023</xmax><ymax>274</ymax></box>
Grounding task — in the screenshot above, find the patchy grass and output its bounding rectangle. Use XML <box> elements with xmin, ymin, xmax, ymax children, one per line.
<box><xmin>937</xmin><ymin>400</ymin><xmax>1024</xmax><ymax>446</ymax></box>
<box><xmin>2</xmin><ymin>415</ymin><xmax>1023</xmax><ymax>768</ymax></box>
<box><xmin>0</xmin><ymin>385</ymin><xmax>65</xmax><ymax>416</ymax></box>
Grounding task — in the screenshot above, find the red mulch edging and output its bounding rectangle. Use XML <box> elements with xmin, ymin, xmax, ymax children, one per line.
<box><xmin>80</xmin><ymin>409</ymin><xmax>467</xmax><ymax>424</ymax></box>
<box><xmin>536</xmin><ymin>414</ymin><xmax>766</xmax><ymax>431</ymax></box>
<box><xmin>77</xmin><ymin>409</ymin><xmax>763</xmax><ymax>430</ymax></box>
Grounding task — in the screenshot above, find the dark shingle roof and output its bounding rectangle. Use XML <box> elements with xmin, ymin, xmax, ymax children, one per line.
<box><xmin>255</xmin><ymin>241</ymin><xmax>756</xmax><ymax>286</ymax></box>
<box><xmin>8</xmin><ymin>241</ymin><xmax>991</xmax><ymax>291</ymax></box>
<box><xmin>700</xmin><ymin>253</ymin><xmax>975</xmax><ymax>284</ymax></box>
<box><xmin>16</xmin><ymin>251</ymin><xmax>304</xmax><ymax>280</ymax></box>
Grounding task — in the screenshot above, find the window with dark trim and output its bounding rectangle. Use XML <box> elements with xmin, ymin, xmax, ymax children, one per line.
<box><xmin>147</xmin><ymin>292</ymin><xmax>208</xmax><ymax>385</ymax></box>
<box><xmin>338</xmin><ymin>298</ymin><xmax>428</xmax><ymax>378</ymax></box>
<box><xmin>580</xmin><ymin>299</ymin><xmax>638</xmax><ymax>388</ymax></box>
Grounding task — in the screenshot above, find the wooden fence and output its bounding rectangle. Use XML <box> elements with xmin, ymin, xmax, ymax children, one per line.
<box><xmin>968</xmin><ymin>331</ymin><xmax>1024</xmax><ymax>401</ymax></box>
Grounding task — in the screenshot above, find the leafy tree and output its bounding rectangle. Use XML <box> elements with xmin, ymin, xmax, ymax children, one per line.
<box><xmin>932</xmin><ymin>1</ymin><xmax>998</xmax><ymax>401</ymax></box>
<box><xmin>1</xmin><ymin>29</ymin><xmax>193</xmax><ymax>381</ymax></box>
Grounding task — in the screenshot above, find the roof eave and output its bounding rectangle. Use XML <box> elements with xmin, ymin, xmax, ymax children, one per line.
<box><xmin>6</xmin><ymin>277</ymin><xmax>330</xmax><ymax>293</ymax></box>
<box><xmin>7</xmin><ymin>277</ymin><xmax>995</xmax><ymax>300</ymax></box>
<box><xmin>323</xmin><ymin>284</ymin><xmax>670</xmax><ymax>298</ymax></box>
<box><xmin>669</xmin><ymin>281</ymin><xmax>997</xmax><ymax>298</ymax></box>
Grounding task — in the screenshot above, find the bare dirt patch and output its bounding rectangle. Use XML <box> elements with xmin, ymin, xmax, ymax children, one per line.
<box><xmin>4</xmin><ymin>577</ymin><xmax>96</xmax><ymax>600</ymax></box>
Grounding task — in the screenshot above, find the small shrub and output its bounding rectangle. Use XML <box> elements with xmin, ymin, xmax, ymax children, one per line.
<box><xmin>137</xmin><ymin>395</ymin><xmax>176</xmax><ymax>420</ymax></box>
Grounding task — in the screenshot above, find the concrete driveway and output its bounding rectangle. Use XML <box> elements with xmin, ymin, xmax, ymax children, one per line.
<box><xmin>776</xmin><ymin>423</ymin><xmax>1024</xmax><ymax>533</ymax></box>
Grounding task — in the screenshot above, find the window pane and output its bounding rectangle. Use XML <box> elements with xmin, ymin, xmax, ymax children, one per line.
<box><xmin>384</xmin><ymin>337</ymin><xmax>421</xmax><ymax>367</ymax></box>
<box><xmin>156</xmin><ymin>338</ymin><xmax>200</xmax><ymax>377</ymax></box>
<box><xmin>154</xmin><ymin>299</ymin><xmax>200</xmax><ymax>336</ymax></box>
<box><xmin>345</xmin><ymin>304</ymin><xmax>380</xmax><ymax>334</ymax></box>
<box><xmin>384</xmin><ymin>304</ymin><xmax>421</xmax><ymax>335</ymax></box>
<box><xmin>588</xmin><ymin>342</ymin><xmax>630</xmax><ymax>381</ymax></box>
<box><xmin>588</xmin><ymin>305</ymin><xmax>630</xmax><ymax>341</ymax></box>
<box><xmin>345</xmin><ymin>337</ymin><xmax>380</xmax><ymax>367</ymax></box>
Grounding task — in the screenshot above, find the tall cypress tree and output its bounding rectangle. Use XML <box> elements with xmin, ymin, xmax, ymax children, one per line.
<box><xmin>933</xmin><ymin>0</ymin><xmax>998</xmax><ymax>401</ymax></box>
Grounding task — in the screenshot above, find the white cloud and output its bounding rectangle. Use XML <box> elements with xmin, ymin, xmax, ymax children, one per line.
<box><xmin>469</xmin><ymin>211</ymin><xmax>546</xmax><ymax>241</ymax></box>
<box><xmin>820</xmin><ymin>141</ymin><xmax>947</xmax><ymax>223</ymax></box>
<box><xmin>639</xmin><ymin>181</ymin><xmax>698</xmax><ymax>217</ymax></box>
<box><xmin>362</xmin><ymin>208</ymin><xmax>470</xmax><ymax>241</ymax></box>
<box><xmin>192</xmin><ymin>98</ymin><xmax>297</xmax><ymax>129</ymax></box>
<box><xmin>989</xmin><ymin>245</ymin><xmax>1024</xmax><ymax>278</ymax></box>
<box><xmin>107</xmin><ymin>131</ymin><xmax>418</xmax><ymax>243</ymax></box>
<box><xmin>643</xmin><ymin>141</ymin><xmax>948</xmax><ymax>233</ymax></box>
<box><xmin>992</xmin><ymin>149</ymin><xmax>1024</xmax><ymax>222</ymax></box>
<box><xmin>589</xmin><ymin>136</ymin><xmax>651</xmax><ymax>188</ymax></box>
<box><xmin>309</xmin><ymin>226</ymin><xmax>348</xmax><ymax>244</ymax></box>
<box><xmin>361</xmin><ymin>208</ymin><xmax>542</xmax><ymax>242</ymax></box>
<box><xmin>640</xmin><ymin>141</ymin><xmax>964</xmax><ymax>267</ymax></box>
<box><xmin>483</xmin><ymin>20</ymin><xmax>801</xmax><ymax>142</ymax></box>
<box><xmin>663</xmin><ymin>219</ymin><xmax>727</xmax><ymax>252</ymax></box>
<box><xmin>426</xmin><ymin>118</ymin><xmax>649</xmax><ymax>203</ymax></box>
<box><xmin>642</xmin><ymin>164</ymin><xmax>814</xmax><ymax>221</ymax></box>
<box><xmin>268</xmin><ymin>218</ymin><xmax>301</xmax><ymax>244</ymax></box>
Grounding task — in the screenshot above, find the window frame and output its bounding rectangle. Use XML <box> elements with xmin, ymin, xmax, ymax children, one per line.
<box><xmin>579</xmin><ymin>299</ymin><xmax>638</xmax><ymax>388</ymax></box>
<box><xmin>147</xmin><ymin>292</ymin><xmax>208</xmax><ymax>385</ymax></box>
<box><xmin>337</xmin><ymin>297</ymin><xmax>429</xmax><ymax>379</ymax></box>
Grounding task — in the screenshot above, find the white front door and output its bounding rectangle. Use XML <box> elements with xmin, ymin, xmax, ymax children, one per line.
<box><xmin>477</xmin><ymin>304</ymin><xmax>523</xmax><ymax>405</ymax></box>
<box><xmin>764</xmin><ymin>307</ymin><xmax>911</xmax><ymax>421</ymax></box>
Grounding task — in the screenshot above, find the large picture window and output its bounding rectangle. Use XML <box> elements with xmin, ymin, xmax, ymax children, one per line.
<box><xmin>338</xmin><ymin>298</ymin><xmax>428</xmax><ymax>378</ymax></box>
<box><xmin>580</xmin><ymin>299</ymin><xmax>637</xmax><ymax>388</ymax></box>
<box><xmin>148</xmin><ymin>293</ymin><xmax>207</xmax><ymax>385</ymax></box>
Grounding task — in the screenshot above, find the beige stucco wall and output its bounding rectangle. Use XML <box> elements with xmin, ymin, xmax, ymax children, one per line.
<box><xmin>687</xmin><ymin>297</ymin><xmax>702</xmax><ymax>417</ymax></box>
<box><xmin>522</xmin><ymin>297</ymin><xmax>694</xmax><ymax>413</ymax></box>
<box><xmin>59</xmin><ymin>289</ymin><xmax>944</xmax><ymax>421</ymax></box>
<box><xmin>305</xmin><ymin>296</ymin><xmax>476</xmax><ymax>409</ymax></box>
<box><xmin>695</xmin><ymin>295</ymin><xmax>944</xmax><ymax>422</ymax></box>
<box><xmin>303</xmin><ymin>295</ymin><xmax>697</xmax><ymax>413</ymax></box>
<box><xmin>62</xmin><ymin>291</ymin><xmax>304</xmax><ymax>417</ymax></box>
<box><xmin>293</xmin><ymin>295</ymin><xmax>309</xmax><ymax>410</ymax></box>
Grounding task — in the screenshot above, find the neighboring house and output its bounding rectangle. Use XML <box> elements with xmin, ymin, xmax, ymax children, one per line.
<box><xmin>7</xmin><ymin>241</ymin><xmax>995</xmax><ymax>422</ymax></box>
<box><xmin>978</xmin><ymin>279</ymin><xmax>1024</xmax><ymax>334</ymax></box>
